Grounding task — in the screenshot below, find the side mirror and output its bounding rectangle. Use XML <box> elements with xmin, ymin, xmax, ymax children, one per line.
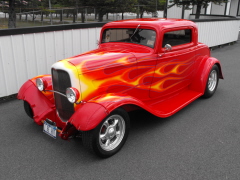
<box><xmin>158</xmin><ymin>44</ymin><xmax>172</xmax><ymax>58</ymax></box>
<box><xmin>164</xmin><ymin>44</ymin><xmax>172</xmax><ymax>51</ymax></box>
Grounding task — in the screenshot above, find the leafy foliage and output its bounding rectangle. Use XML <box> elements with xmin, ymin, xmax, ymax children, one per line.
<box><xmin>6</xmin><ymin>0</ymin><xmax>167</xmax><ymax>27</ymax></box>
<box><xmin>136</xmin><ymin>0</ymin><xmax>166</xmax><ymax>18</ymax></box>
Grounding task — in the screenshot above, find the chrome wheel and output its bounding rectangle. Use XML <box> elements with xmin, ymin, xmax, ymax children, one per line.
<box><xmin>208</xmin><ymin>70</ymin><xmax>217</xmax><ymax>92</ymax></box>
<box><xmin>82</xmin><ymin>108</ymin><xmax>130</xmax><ymax>158</ymax></box>
<box><xmin>99</xmin><ymin>114</ymin><xmax>125</xmax><ymax>151</ymax></box>
<box><xmin>203</xmin><ymin>65</ymin><xmax>219</xmax><ymax>98</ymax></box>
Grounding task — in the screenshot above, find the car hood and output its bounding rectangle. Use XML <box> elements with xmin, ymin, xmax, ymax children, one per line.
<box><xmin>62</xmin><ymin>43</ymin><xmax>153</xmax><ymax>74</ymax></box>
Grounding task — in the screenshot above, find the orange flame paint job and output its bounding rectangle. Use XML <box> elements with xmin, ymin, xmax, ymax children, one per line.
<box><xmin>18</xmin><ymin>18</ymin><xmax>223</xmax><ymax>138</ymax></box>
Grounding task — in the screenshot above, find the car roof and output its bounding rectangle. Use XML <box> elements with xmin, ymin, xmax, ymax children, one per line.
<box><xmin>103</xmin><ymin>18</ymin><xmax>197</xmax><ymax>30</ymax></box>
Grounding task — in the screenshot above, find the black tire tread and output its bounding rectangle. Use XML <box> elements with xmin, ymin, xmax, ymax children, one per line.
<box><xmin>24</xmin><ymin>101</ymin><xmax>34</xmax><ymax>119</ymax></box>
<box><xmin>81</xmin><ymin>107</ymin><xmax>130</xmax><ymax>158</ymax></box>
<box><xmin>82</xmin><ymin>129</ymin><xmax>95</xmax><ymax>153</ymax></box>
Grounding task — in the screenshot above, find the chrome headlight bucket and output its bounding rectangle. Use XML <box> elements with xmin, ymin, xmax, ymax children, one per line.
<box><xmin>36</xmin><ymin>78</ymin><xmax>47</xmax><ymax>91</ymax></box>
<box><xmin>66</xmin><ymin>87</ymin><xmax>80</xmax><ymax>103</ymax></box>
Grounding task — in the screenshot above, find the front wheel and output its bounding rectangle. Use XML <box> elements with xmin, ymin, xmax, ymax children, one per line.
<box><xmin>202</xmin><ymin>65</ymin><xmax>219</xmax><ymax>98</ymax></box>
<box><xmin>82</xmin><ymin>108</ymin><xmax>130</xmax><ymax>158</ymax></box>
<box><xmin>24</xmin><ymin>101</ymin><xmax>34</xmax><ymax>119</ymax></box>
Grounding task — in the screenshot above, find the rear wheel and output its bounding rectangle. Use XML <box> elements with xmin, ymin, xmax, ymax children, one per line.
<box><xmin>24</xmin><ymin>101</ymin><xmax>33</xmax><ymax>119</ymax></box>
<box><xmin>202</xmin><ymin>65</ymin><xmax>219</xmax><ymax>98</ymax></box>
<box><xmin>82</xmin><ymin>108</ymin><xmax>130</xmax><ymax>158</ymax></box>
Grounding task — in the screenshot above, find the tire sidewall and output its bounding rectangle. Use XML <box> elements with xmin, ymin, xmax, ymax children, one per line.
<box><xmin>92</xmin><ymin>108</ymin><xmax>130</xmax><ymax>158</ymax></box>
<box><xmin>203</xmin><ymin>65</ymin><xmax>219</xmax><ymax>98</ymax></box>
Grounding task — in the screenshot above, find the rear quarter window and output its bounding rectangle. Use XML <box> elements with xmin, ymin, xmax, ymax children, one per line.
<box><xmin>162</xmin><ymin>29</ymin><xmax>192</xmax><ymax>47</ymax></box>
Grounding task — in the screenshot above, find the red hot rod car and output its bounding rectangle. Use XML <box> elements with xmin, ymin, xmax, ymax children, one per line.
<box><xmin>18</xmin><ymin>18</ymin><xmax>223</xmax><ymax>157</ymax></box>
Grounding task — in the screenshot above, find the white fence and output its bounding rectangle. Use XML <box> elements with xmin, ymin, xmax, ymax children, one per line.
<box><xmin>0</xmin><ymin>20</ymin><xmax>240</xmax><ymax>98</ymax></box>
<box><xmin>0</xmin><ymin>27</ymin><xmax>101</xmax><ymax>97</ymax></box>
<box><xmin>167</xmin><ymin>5</ymin><xmax>193</xmax><ymax>19</ymax></box>
<box><xmin>197</xmin><ymin>20</ymin><xmax>240</xmax><ymax>47</ymax></box>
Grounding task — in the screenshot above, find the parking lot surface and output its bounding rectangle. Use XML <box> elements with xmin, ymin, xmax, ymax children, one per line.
<box><xmin>1</xmin><ymin>36</ymin><xmax>240</xmax><ymax>180</ymax></box>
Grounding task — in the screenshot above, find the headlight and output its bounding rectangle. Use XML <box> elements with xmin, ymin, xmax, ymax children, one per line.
<box><xmin>66</xmin><ymin>87</ymin><xmax>80</xmax><ymax>103</ymax></box>
<box><xmin>36</xmin><ymin>78</ymin><xmax>47</xmax><ymax>91</ymax></box>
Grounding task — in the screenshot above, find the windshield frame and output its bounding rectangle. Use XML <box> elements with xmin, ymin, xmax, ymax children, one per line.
<box><xmin>101</xmin><ymin>28</ymin><xmax>157</xmax><ymax>49</ymax></box>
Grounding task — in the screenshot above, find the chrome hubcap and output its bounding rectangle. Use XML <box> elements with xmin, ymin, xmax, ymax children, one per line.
<box><xmin>208</xmin><ymin>70</ymin><xmax>217</xmax><ymax>92</ymax></box>
<box><xmin>99</xmin><ymin>115</ymin><xmax>125</xmax><ymax>151</ymax></box>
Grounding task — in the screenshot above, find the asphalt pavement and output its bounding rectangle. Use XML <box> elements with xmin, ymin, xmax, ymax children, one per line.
<box><xmin>1</xmin><ymin>36</ymin><xmax>240</xmax><ymax>180</ymax></box>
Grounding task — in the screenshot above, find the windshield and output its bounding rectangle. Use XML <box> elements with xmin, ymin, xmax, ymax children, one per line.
<box><xmin>101</xmin><ymin>28</ymin><xmax>156</xmax><ymax>48</ymax></box>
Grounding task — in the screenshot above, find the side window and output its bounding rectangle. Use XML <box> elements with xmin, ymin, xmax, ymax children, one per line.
<box><xmin>162</xmin><ymin>29</ymin><xmax>192</xmax><ymax>47</ymax></box>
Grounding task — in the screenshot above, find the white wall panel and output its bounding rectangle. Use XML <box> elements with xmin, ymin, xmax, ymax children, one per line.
<box><xmin>23</xmin><ymin>34</ymin><xmax>38</xmax><ymax>78</ymax></box>
<box><xmin>167</xmin><ymin>5</ymin><xmax>192</xmax><ymax>19</ymax></box>
<box><xmin>63</xmin><ymin>30</ymin><xmax>74</xmax><ymax>58</ymax></box>
<box><xmin>0</xmin><ymin>36</ymin><xmax>18</xmax><ymax>95</ymax></box>
<box><xmin>0</xmin><ymin>21</ymin><xmax>239</xmax><ymax>98</ymax></box>
<box><xmin>0</xmin><ymin>27</ymin><xmax>102</xmax><ymax>97</ymax></box>
<box><xmin>0</xmin><ymin>39</ymin><xmax>8</xmax><ymax>97</ymax></box>
<box><xmin>44</xmin><ymin>32</ymin><xmax>56</xmax><ymax>73</ymax></box>
<box><xmin>196</xmin><ymin>20</ymin><xmax>240</xmax><ymax>47</ymax></box>
<box><xmin>167</xmin><ymin>5</ymin><xmax>182</xmax><ymax>18</ymax></box>
<box><xmin>11</xmin><ymin>35</ymin><xmax>28</xmax><ymax>89</ymax></box>
<box><xmin>226</xmin><ymin>1</ymin><xmax>231</xmax><ymax>15</ymax></box>
<box><xmin>72</xmin><ymin>29</ymin><xmax>81</xmax><ymax>55</ymax></box>
<box><xmin>54</xmin><ymin>31</ymin><xmax>65</xmax><ymax>61</ymax></box>
<box><xmin>192</xmin><ymin>5</ymin><xmax>206</xmax><ymax>14</ymax></box>
<box><xmin>34</xmin><ymin>33</ymin><xmax>47</xmax><ymax>75</ymax></box>
<box><xmin>211</xmin><ymin>3</ymin><xmax>225</xmax><ymax>15</ymax></box>
<box><xmin>80</xmin><ymin>29</ymin><xmax>90</xmax><ymax>53</ymax></box>
<box><xmin>89</xmin><ymin>28</ymin><xmax>98</xmax><ymax>51</ymax></box>
<box><xmin>230</xmin><ymin>0</ymin><xmax>239</xmax><ymax>16</ymax></box>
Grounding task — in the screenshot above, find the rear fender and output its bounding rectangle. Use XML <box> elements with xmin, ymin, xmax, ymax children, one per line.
<box><xmin>190</xmin><ymin>57</ymin><xmax>223</xmax><ymax>93</ymax></box>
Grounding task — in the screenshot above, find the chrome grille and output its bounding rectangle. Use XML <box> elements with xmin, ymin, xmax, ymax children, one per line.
<box><xmin>52</xmin><ymin>69</ymin><xmax>74</xmax><ymax>121</ymax></box>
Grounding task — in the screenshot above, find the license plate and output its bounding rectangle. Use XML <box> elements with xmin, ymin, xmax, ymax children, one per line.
<box><xmin>43</xmin><ymin>120</ymin><xmax>57</xmax><ymax>139</ymax></box>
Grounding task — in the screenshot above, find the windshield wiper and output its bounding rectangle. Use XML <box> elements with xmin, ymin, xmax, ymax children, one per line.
<box><xmin>130</xmin><ymin>24</ymin><xmax>141</xmax><ymax>41</ymax></box>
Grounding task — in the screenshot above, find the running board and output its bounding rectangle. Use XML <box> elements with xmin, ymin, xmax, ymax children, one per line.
<box><xmin>145</xmin><ymin>90</ymin><xmax>203</xmax><ymax>118</ymax></box>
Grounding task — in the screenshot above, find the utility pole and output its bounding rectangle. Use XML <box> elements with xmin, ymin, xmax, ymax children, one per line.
<box><xmin>136</xmin><ymin>4</ymin><xmax>139</xmax><ymax>18</ymax></box>
<box><xmin>155</xmin><ymin>0</ymin><xmax>158</xmax><ymax>17</ymax></box>
<box><xmin>49</xmin><ymin>0</ymin><xmax>52</xmax><ymax>25</ymax></box>
<box><xmin>8</xmin><ymin>0</ymin><xmax>16</xmax><ymax>28</ymax></box>
<box><xmin>164</xmin><ymin>0</ymin><xmax>168</xmax><ymax>18</ymax></box>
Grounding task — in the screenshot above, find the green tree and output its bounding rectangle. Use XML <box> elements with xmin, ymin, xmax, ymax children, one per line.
<box><xmin>135</xmin><ymin>0</ymin><xmax>165</xmax><ymax>18</ymax></box>
<box><xmin>7</xmin><ymin>0</ymin><xmax>62</xmax><ymax>28</ymax></box>
<box><xmin>114</xmin><ymin>0</ymin><xmax>137</xmax><ymax>19</ymax></box>
<box><xmin>8</xmin><ymin>0</ymin><xmax>45</xmax><ymax>28</ymax></box>
<box><xmin>55</xmin><ymin>0</ymin><xmax>87</xmax><ymax>22</ymax></box>
<box><xmin>169</xmin><ymin>0</ymin><xmax>228</xmax><ymax>19</ymax></box>
<box><xmin>87</xmin><ymin>0</ymin><xmax>116</xmax><ymax>22</ymax></box>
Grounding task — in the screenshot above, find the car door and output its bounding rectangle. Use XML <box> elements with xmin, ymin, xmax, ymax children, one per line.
<box><xmin>150</xmin><ymin>27</ymin><xmax>196</xmax><ymax>98</ymax></box>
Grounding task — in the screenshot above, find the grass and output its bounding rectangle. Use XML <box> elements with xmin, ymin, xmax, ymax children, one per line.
<box><xmin>0</xmin><ymin>17</ymin><xmax>74</xmax><ymax>29</ymax></box>
<box><xmin>0</xmin><ymin>15</ymin><xmax>110</xmax><ymax>29</ymax></box>
<box><xmin>0</xmin><ymin>18</ymin><xmax>8</xmax><ymax>29</ymax></box>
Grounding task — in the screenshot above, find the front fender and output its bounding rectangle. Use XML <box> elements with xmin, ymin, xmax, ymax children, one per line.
<box><xmin>17</xmin><ymin>79</ymin><xmax>56</xmax><ymax>126</ymax></box>
<box><xmin>69</xmin><ymin>102</ymin><xmax>109</xmax><ymax>131</ymax></box>
<box><xmin>190</xmin><ymin>56</ymin><xmax>223</xmax><ymax>93</ymax></box>
<box><xmin>18</xmin><ymin>75</ymin><xmax>54</xmax><ymax>103</ymax></box>
<box><xmin>88</xmin><ymin>93</ymin><xmax>146</xmax><ymax>113</ymax></box>
<box><xmin>70</xmin><ymin>93</ymin><xmax>148</xmax><ymax>131</ymax></box>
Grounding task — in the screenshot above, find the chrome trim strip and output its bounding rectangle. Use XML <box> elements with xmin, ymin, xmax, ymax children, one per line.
<box><xmin>45</xmin><ymin>90</ymin><xmax>66</xmax><ymax>97</ymax></box>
